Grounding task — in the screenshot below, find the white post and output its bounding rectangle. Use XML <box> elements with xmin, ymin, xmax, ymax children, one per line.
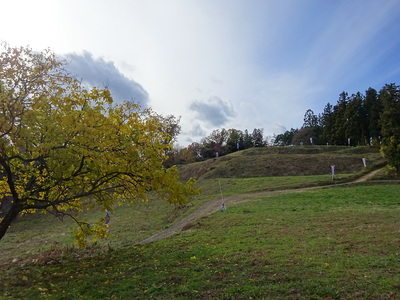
<box><xmin>330</xmin><ymin>165</ymin><xmax>335</xmax><ymax>181</ymax></box>
<box><xmin>362</xmin><ymin>158</ymin><xmax>367</xmax><ymax>167</ymax></box>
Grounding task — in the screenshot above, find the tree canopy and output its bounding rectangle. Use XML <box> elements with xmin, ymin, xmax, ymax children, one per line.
<box><xmin>0</xmin><ymin>44</ymin><xmax>199</xmax><ymax>246</ymax></box>
<box><xmin>379</xmin><ymin>83</ymin><xmax>400</xmax><ymax>175</ymax></box>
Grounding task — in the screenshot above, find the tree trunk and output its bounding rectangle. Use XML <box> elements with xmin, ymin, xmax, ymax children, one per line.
<box><xmin>0</xmin><ymin>205</ymin><xmax>20</xmax><ymax>241</ymax></box>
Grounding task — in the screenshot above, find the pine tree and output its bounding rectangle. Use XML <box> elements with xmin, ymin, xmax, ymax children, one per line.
<box><xmin>252</xmin><ymin>128</ymin><xmax>264</xmax><ymax>147</ymax></box>
<box><xmin>320</xmin><ymin>103</ymin><xmax>334</xmax><ymax>144</ymax></box>
<box><xmin>243</xmin><ymin>130</ymin><xmax>253</xmax><ymax>149</ymax></box>
<box><xmin>344</xmin><ymin>92</ymin><xmax>365</xmax><ymax>146</ymax></box>
<box><xmin>364</xmin><ymin>87</ymin><xmax>382</xmax><ymax>145</ymax></box>
<box><xmin>332</xmin><ymin>92</ymin><xmax>349</xmax><ymax>145</ymax></box>
<box><xmin>379</xmin><ymin>83</ymin><xmax>400</xmax><ymax>174</ymax></box>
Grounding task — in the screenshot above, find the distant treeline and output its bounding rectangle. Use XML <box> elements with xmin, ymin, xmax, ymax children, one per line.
<box><xmin>167</xmin><ymin>83</ymin><xmax>400</xmax><ymax>173</ymax></box>
<box><xmin>275</xmin><ymin>83</ymin><xmax>399</xmax><ymax>150</ymax></box>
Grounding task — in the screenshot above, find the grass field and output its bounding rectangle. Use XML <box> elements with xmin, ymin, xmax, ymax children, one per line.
<box><xmin>1</xmin><ymin>183</ymin><xmax>399</xmax><ymax>299</ymax></box>
<box><xmin>0</xmin><ymin>172</ymin><xmax>361</xmax><ymax>264</ymax></box>
<box><xmin>0</xmin><ymin>146</ymin><xmax>398</xmax><ymax>299</ymax></box>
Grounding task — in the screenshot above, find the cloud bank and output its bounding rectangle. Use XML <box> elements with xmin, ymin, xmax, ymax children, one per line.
<box><xmin>189</xmin><ymin>96</ymin><xmax>236</xmax><ymax>127</ymax></box>
<box><xmin>65</xmin><ymin>51</ymin><xmax>149</xmax><ymax>106</ymax></box>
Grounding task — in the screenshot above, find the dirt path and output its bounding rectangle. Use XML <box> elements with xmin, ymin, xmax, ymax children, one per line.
<box><xmin>137</xmin><ymin>168</ymin><xmax>384</xmax><ymax>245</ymax></box>
<box><xmin>353</xmin><ymin>168</ymin><xmax>382</xmax><ymax>182</ymax></box>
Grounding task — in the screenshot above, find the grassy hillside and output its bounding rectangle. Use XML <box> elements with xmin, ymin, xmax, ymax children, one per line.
<box><xmin>1</xmin><ymin>145</ymin><xmax>398</xmax><ymax>299</ymax></box>
<box><xmin>178</xmin><ymin>146</ymin><xmax>385</xmax><ymax>180</ymax></box>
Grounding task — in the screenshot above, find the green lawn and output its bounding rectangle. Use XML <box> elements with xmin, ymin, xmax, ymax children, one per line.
<box><xmin>0</xmin><ymin>173</ymin><xmax>351</xmax><ymax>263</ymax></box>
<box><xmin>1</xmin><ymin>184</ymin><xmax>399</xmax><ymax>299</ymax></box>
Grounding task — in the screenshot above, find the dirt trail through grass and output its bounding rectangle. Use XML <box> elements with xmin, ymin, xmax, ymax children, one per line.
<box><xmin>137</xmin><ymin>169</ymin><xmax>384</xmax><ymax>245</ymax></box>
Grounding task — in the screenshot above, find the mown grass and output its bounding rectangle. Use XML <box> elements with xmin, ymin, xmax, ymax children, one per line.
<box><xmin>0</xmin><ymin>173</ymin><xmax>356</xmax><ymax>265</ymax></box>
<box><xmin>201</xmin><ymin>173</ymin><xmax>353</xmax><ymax>196</ymax></box>
<box><xmin>1</xmin><ymin>184</ymin><xmax>399</xmax><ymax>299</ymax></box>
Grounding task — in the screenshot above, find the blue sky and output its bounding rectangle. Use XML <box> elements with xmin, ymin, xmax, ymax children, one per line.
<box><xmin>1</xmin><ymin>0</ymin><xmax>400</xmax><ymax>145</ymax></box>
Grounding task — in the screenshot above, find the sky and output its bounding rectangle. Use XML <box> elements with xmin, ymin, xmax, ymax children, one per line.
<box><xmin>1</xmin><ymin>0</ymin><xmax>400</xmax><ymax>146</ymax></box>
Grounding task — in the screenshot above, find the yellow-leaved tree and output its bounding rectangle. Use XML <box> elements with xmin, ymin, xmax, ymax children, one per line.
<box><xmin>0</xmin><ymin>43</ymin><xmax>199</xmax><ymax>246</ymax></box>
